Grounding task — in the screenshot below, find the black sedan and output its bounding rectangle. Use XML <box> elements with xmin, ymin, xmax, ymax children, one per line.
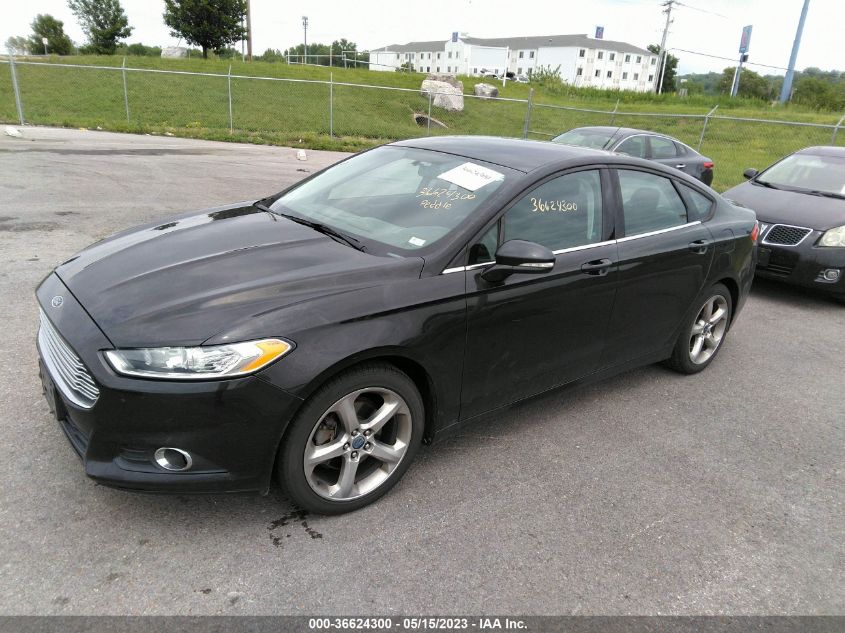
<box><xmin>553</xmin><ymin>126</ymin><xmax>715</xmax><ymax>185</ymax></box>
<box><xmin>723</xmin><ymin>146</ymin><xmax>845</xmax><ymax>303</ymax></box>
<box><xmin>36</xmin><ymin>137</ymin><xmax>757</xmax><ymax>514</ymax></box>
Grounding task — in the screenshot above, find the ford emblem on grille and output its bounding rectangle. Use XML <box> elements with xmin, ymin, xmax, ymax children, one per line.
<box><xmin>51</xmin><ymin>296</ymin><xmax>64</xmax><ymax>308</ymax></box>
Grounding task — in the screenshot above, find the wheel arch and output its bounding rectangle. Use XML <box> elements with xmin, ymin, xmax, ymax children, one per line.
<box><xmin>714</xmin><ymin>276</ymin><xmax>740</xmax><ymax>325</ymax></box>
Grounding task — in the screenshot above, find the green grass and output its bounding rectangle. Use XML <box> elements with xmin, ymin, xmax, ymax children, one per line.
<box><xmin>2</xmin><ymin>55</ymin><xmax>844</xmax><ymax>190</ymax></box>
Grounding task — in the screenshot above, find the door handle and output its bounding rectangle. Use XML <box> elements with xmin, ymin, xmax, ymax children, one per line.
<box><xmin>580</xmin><ymin>258</ymin><xmax>613</xmax><ymax>276</ymax></box>
<box><xmin>688</xmin><ymin>239</ymin><xmax>711</xmax><ymax>254</ymax></box>
<box><xmin>675</xmin><ymin>163</ymin><xmax>687</xmax><ymax>169</ymax></box>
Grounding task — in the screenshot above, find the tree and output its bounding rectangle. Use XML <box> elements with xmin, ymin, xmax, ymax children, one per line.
<box><xmin>28</xmin><ymin>14</ymin><xmax>74</xmax><ymax>55</ymax></box>
<box><xmin>163</xmin><ymin>0</ymin><xmax>247</xmax><ymax>60</ymax></box>
<box><xmin>68</xmin><ymin>0</ymin><xmax>133</xmax><ymax>54</ymax></box>
<box><xmin>5</xmin><ymin>36</ymin><xmax>30</xmax><ymax>55</ymax></box>
<box><xmin>717</xmin><ymin>67</ymin><xmax>777</xmax><ymax>100</ymax></box>
<box><xmin>648</xmin><ymin>44</ymin><xmax>678</xmax><ymax>92</ymax></box>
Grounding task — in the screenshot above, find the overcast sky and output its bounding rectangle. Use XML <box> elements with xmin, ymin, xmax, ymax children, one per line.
<box><xmin>3</xmin><ymin>0</ymin><xmax>843</xmax><ymax>75</ymax></box>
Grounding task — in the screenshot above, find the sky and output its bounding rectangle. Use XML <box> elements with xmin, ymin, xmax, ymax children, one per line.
<box><xmin>3</xmin><ymin>0</ymin><xmax>844</xmax><ymax>76</ymax></box>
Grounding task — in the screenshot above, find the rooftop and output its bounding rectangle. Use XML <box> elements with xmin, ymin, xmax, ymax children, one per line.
<box><xmin>373</xmin><ymin>34</ymin><xmax>652</xmax><ymax>56</ymax></box>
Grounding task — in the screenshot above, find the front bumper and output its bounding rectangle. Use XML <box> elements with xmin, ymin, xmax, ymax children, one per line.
<box><xmin>36</xmin><ymin>274</ymin><xmax>303</xmax><ymax>494</ymax></box>
<box><xmin>756</xmin><ymin>229</ymin><xmax>845</xmax><ymax>297</ymax></box>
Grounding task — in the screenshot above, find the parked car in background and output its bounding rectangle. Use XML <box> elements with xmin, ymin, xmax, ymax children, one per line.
<box><xmin>36</xmin><ymin>136</ymin><xmax>757</xmax><ymax>515</ymax></box>
<box><xmin>723</xmin><ymin>146</ymin><xmax>845</xmax><ymax>303</ymax></box>
<box><xmin>552</xmin><ymin>126</ymin><xmax>715</xmax><ymax>186</ymax></box>
<box><xmin>515</xmin><ymin>75</ymin><xmax>530</xmax><ymax>83</ymax></box>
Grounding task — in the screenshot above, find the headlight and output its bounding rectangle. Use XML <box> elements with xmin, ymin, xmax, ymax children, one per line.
<box><xmin>820</xmin><ymin>225</ymin><xmax>845</xmax><ymax>247</ymax></box>
<box><xmin>105</xmin><ymin>339</ymin><xmax>292</xmax><ymax>380</ymax></box>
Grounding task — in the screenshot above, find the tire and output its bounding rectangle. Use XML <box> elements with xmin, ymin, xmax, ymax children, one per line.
<box><xmin>277</xmin><ymin>363</ymin><xmax>424</xmax><ymax>515</ymax></box>
<box><xmin>665</xmin><ymin>283</ymin><xmax>733</xmax><ymax>375</ymax></box>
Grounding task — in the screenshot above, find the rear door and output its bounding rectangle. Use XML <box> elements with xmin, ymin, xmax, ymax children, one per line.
<box><xmin>647</xmin><ymin>135</ymin><xmax>699</xmax><ymax>179</ymax></box>
<box><xmin>600</xmin><ymin>167</ymin><xmax>714</xmax><ymax>369</ymax></box>
<box><xmin>459</xmin><ymin>167</ymin><xmax>619</xmax><ymax>419</ymax></box>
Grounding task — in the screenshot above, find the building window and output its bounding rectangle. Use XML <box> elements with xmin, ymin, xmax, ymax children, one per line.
<box><xmin>517</xmin><ymin>67</ymin><xmax>522</xmax><ymax>74</ymax></box>
<box><xmin>519</xmin><ymin>51</ymin><xmax>524</xmax><ymax>58</ymax></box>
<box><xmin>436</xmin><ymin>66</ymin><xmax>440</xmax><ymax>72</ymax></box>
<box><xmin>650</xmin><ymin>57</ymin><xmax>657</xmax><ymax>65</ymax></box>
<box><xmin>529</xmin><ymin>51</ymin><xmax>535</xmax><ymax>58</ymax></box>
<box><xmin>396</xmin><ymin>53</ymin><xmax>400</xmax><ymax>60</ymax></box>
<box><xmin>473</xmin><ymin>68</ymin><xmax>477</xmax><ymax>74</ymax></box>
<box><xmin>595</xmin><ymin>69</ymin><xmax>600</xmax><ymax>77</ymax></box>
<box><xmin>636</xmin><ymin>55</ymin><xmax>642</xmax><ymax>63</ymax></box>
<box><xmin>597</xmin><ymin>51</ymin><xmax>604</xmax><ymax>60</ymax></box>
<box><xmin>427</xmin><ymin>66</ymin><xmax>430</xmax><ymax>72</ymax></box>
<box><xmin>576</xmin><ymin>67</ymin><xmax>583</xmax><ymax>76</ymax></box>
<box><xmin>624</xmin><ymin>54</ymin><xmax>630</xmax><ymax>62</ymax></box>
<box><xmin>607</xmin><ymin>70</ymin><xmax>612</xmax><ymax>78</ymax></box>
<box><xmin>447</xmin><ymin>66</ymin><xmax>451</xmax><ymax>72</ymax></box>
<box><xmin>622</xmin><ymin>71</ymin><xmax>628</xmax><ymax>79</ymax></box>
<box><xmin>648</xmin><ymin>74</ymin><xmax>654</xmax><ymax>82</ymax></box>
<box><xmin>579</xmin><ymin>49</ymin><xmax>585</xmax><ymax>58</ymax></box>
<box><xmin>448</xmin><ymin>51</ymin><xmax>452</xmax><ymax>59</ymax></box>
<box><xmin>437</xmin><ymin>53</ymin><xmax>441</xmax><ymax>59</ymax></box>
<box><xmin>609</xmin><ymin>52</ymin><xmax>615</xmax><ymax>61</ymax></box>
<box><xmin>634</xmin><ymin>73</ymin><xmax>639</xmax><ymax>80</ymax></box>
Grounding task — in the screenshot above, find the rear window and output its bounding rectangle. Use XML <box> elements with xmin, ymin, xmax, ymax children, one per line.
<box><xmin>679</xmin><ymin>184</ymin><xmax>714</xmax><ymax>221</ymax></box>
<box><xmin>553</xmin><ymin>129</ymin><xmax>615</xmax><ymax>150</ymax></box>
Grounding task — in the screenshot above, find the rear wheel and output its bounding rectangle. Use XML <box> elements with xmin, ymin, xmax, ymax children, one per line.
<box><xmin>278</xmin><ymin>363</ymin><xmax>424</xmax><ymax>515</ymax></box>
<box><xmin>666</xmin><ymin>283</ymin><xmax>732</xmax><ymax>374</ymax></box>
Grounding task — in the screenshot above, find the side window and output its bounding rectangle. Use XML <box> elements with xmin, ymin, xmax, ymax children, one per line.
<box><xmin>468</xmin><ymin>223</ymin><xmax>498</xmax><ymax>265</ymax></box>
<box><xmin>616</xmin><ymin>136</ymin><xmax>647</xmax><ymax>158</ymax></box>
<box><xmin>503</xmin><ymin>170</ymin><xmax>603</xmax><ymax>251</ymax></box>
<box><xmin>618</xmin><ymin>170</ymin><xmax>688</xmax><ymax>236</ymax></box>
<box><xmin>650</xmin><ymin>136</ymin><xmax>678</xmax><ymax>159</ymax></box>
<box><xmin>679</xmin><ymin>184</ymin><xmax>714</xmax><ymax>221</ymax></box>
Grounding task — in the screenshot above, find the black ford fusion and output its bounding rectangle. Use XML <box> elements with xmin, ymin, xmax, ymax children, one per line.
<box><xmin>36</xmin><ymin>136</ymin><xmax>757</xmax><ymax>514</ymax></box>
<box><xmin>723</xmin><ymin>146</ymin><xmax>845</xmax><ymax>303</ymax></box>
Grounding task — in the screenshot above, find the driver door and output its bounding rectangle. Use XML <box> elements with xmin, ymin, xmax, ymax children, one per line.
<box><xmin>459</xmin><ymin>168</ymin><xmax>619</xmax><ymax>420</ymax></box>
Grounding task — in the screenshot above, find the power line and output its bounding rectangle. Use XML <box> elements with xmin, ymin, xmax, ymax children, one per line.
<box><xmin>670</xmin><ymin>47</ymin><xmax>790</xmax><ymax>72</ymax></box>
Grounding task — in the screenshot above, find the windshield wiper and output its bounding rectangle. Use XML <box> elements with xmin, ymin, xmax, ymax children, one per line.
<box><xmin>252</xmin><ymin>201</ymin><xmax>366</xmax><ymax>252</ymax></box>
<box><xmin>806</xmin><ymin>190</ymin><xmax>845</xmax><ymax>200</ymax></box>
<box><xmin>754</xmin><ymin>180</ymin><xmax>783</xmax><ymax>190</ymax></box>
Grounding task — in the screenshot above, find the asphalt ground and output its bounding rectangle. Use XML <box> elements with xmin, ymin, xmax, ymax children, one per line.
<box><xmin>0</xmin><ymin>127</ymin><xmax>842</xmax><ymax>616</ymax></box>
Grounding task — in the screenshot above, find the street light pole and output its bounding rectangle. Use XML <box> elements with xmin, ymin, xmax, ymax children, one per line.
<box><xmin>246</xmin><ymin>0</ymin><xmax>253</xmax><ymax>61</ymax></box>
<box><xmin>779</xmin><ymin>0</ymin><xmax>811</xmax><ymax>103</ymax></box>
<box><xmin>302</xmin><ymin>16</ymin><xmax>308</xmax><ymax>65</ymax></box>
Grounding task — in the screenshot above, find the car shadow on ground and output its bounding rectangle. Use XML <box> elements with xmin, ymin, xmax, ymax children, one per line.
<box><xmin>749</xmin><ymin>276</ymin><xmax>843</xmax><ymax>310</ymax></box>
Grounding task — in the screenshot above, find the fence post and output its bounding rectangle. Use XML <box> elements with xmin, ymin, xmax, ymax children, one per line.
<box><xmin>121</xmin><ymin>57</ymin><xmax>130</xmax><ymax>124</ymax></box>
<box><xmin>427</xmin><ymin>91</ymin><xmax>433</xmax><ymax>135</ymax></box>
<box><xmin>522</xmin><ymin>88</ymin><xmax>534</xmax><ymax>140</ymax></box>
<box><xmin>9</xmin><ymin>53</ymin><xmax>25</xmax><ymax>125</ymax></box>
<box><xmin>697</xmin><ymin>105</ymin><xmax>718</xmax><ymax>151</ymax></box>
<box><xmin>831</xmin><ymin>113</ymin><xmax>845</xmax><ymax>145</ymax></box>
<box><xmin>227</xmin><ymin>65</ymin><xmax>234</xmax><ymax>133</ymax></box>
<box><xmin>609</xmin><ymin>98</ymin><xmax>620</xmax><ymax>125</ymax></box>
<box><xmin>329</xmin><ymin>72</ymin><xmax>334</xmax><ymax>138</ymax></box>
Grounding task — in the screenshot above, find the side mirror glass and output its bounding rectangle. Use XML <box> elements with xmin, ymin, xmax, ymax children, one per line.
<box><xmin>743</xmin><ymin>168</ymin><xmax>759</xmax><ymax>180</ymax></box>
<box><xmin>481</xmin><ymin>240</ymin><xmax>555</xmax><ymax>283</ymax></box>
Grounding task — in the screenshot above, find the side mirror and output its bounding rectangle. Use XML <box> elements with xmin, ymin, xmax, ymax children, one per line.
<box><xmin>481</xmin><ymin>240</ymin><xmax>555</xmax><ymax>283</ymax></box>
<box><xmin>743</xmin><ymin>168</ymin><xmax>759</xmax><ymax>180</ymax></box>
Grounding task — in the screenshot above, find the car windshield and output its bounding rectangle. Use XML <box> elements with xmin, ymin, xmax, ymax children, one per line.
<box><xmin>552</xmin><ymin>129</ymin><xmax>615</xmax><ymax>149</ymax></box>
<box><xmin>756</xmin><ymin>152</ymin><xmax>845</xmax><ymax>196</ymax></box>
<box><xmin>270</xmin><ymin>146</ymin><xmax>510</xmax><ymax>253</ymax></box>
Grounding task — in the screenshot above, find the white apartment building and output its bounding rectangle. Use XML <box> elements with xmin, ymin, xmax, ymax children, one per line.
<box><xmin>369</xmin><ymin>34</ymin><xmax>659</xmax><ymax>92</ymax></box>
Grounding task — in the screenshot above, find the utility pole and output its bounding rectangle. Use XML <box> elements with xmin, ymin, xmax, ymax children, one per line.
<box><xmin>302</xmin><ymin>16</ymin><xmax>308</xmax><ymax>65</ymax></box>
<box><xmin>654</xmin><ymin>0</ymin><xmax>675</xmax><ymax>94</ymax></box>
<box><xmin>780</xmin><ymin>0</ymin><xmax>810</xmax><ymax>103</ymax></box>
<box><xmin>246</xmin><ymin>0</ymin><xmax>253</xmax><ymax>61</ymax></box>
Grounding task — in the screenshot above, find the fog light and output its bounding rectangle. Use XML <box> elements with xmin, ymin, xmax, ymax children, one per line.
<box><xmin>820</xmin><ymin>268</ymin><xmax>841</xmax><ymax>282</ymax></box>
<box><xmin>154</xmin><ymin>447</ymin><xmax>193</xmax><ymax>471</ymax></box>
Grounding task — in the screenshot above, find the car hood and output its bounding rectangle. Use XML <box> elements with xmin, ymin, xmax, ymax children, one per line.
<box><xmin>55</xmin><ymin>203</ymin><xmax>424</xmax><ymax>347</ymax></box>
<box><xmin>722</xmin><ymin>181</ymin><xmax>845</xmax><ymax>231</ymax></box>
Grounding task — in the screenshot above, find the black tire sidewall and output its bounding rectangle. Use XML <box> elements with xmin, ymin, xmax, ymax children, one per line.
<box><xmin>278</xmin><ymin>364</ymin><xmax>424</xmax><ymax>515</ymax></box>
<box><xmin>671</xmin><ymin>283</ymin><xmax>733</xmax><ymax>374</ymax></box>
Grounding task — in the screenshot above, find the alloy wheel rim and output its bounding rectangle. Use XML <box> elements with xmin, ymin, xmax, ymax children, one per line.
<box><xmin>303</xmin><ymin>387</ymin><xmax>412</xmax><ymax>501</ymax></box>
<box><xmin>689</xmin><ymin>295</ymin><xmax>728</xmax><ymax>365</ymax></box>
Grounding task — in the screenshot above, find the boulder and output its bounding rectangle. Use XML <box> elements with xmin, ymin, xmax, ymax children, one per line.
<box><xmin>425</xmin><ymin>73</ymin><xmax>463</xmax><ymax>91</ymax></box>
<box><xmin>161</xmin><ymin>46</ymin><xmax>188</xmax><ymax>59</ymax></box>
<box><xmin>420</xmin><ymin>79</ymin><xmax>464</xmax><ymax>112</ymax></box>
<box><xmin>473</xmin><ymin>83</ymin><xmax>499</xmax><ymax>98</ymax></box>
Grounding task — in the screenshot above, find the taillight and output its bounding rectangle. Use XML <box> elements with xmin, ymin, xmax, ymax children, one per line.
<box><xmin>703</xmin><ymin>161</ymin><xmax>714</xmax><ymax>169</ymax></box>
<box><xmin>751</xmin><ymin>222</ymin><xmax>759</xmax><ymax>243</ymax></box>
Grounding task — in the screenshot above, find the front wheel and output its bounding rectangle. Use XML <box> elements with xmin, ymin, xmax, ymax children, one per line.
<box><xmin>278</xmin><ymin>363</ymin><xmax>424</xmax><ymax>515</ymax></box>
<box><xmin>666</xmin><ymin>283</ymin><xmax>733</xmax><ymax>374</ymax></box>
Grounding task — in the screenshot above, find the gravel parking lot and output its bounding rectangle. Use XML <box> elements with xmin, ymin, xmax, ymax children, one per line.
<box><xmin>0</xmin><ymin>127</ymin><xmax>842</xmax><ymax>616</ymax></box>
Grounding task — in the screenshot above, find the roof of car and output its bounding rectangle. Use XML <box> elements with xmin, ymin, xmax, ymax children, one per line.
<box><xmin>569</xmin><ymin>125</ymin><xmax>677</xmax><ymax>138</ymax></box>
<box><xmin>797</xmin><ymin>145</ymin><xmax>845</xmax><ymax>157</ymax></box>
<box><xmin>391</xmin><ymin>136</ymin><xmax>612</xmax><ymax>172</ymax></box>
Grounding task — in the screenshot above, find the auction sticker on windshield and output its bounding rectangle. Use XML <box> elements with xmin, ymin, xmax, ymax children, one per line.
<box><xmin>438</xmin><ymin>162</ymin><xmax>504</xmax><ymax>191</ymax></box>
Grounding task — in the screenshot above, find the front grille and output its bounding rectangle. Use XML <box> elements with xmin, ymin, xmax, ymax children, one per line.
<box><xmin>38</xmin><ymin>309</ymin><xmax>99</xmax><ymax>409</ymax></box>
<box><xmin>763</xmin><ymin>224</ymin><xmax>812</xmax><ymax>246</ymax></box>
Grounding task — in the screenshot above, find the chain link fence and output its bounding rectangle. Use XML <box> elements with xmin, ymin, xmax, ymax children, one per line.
<box><xmin>2</xmin><ymin>57</ymin><xmax>844</xmax><ymax>191</ymax></box>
